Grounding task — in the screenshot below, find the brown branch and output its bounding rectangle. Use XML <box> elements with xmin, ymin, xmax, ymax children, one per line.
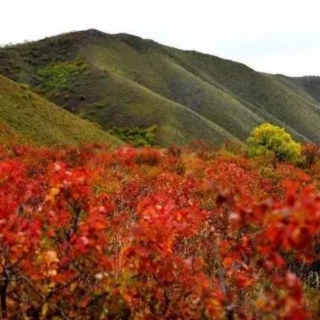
<box><xmin>0</xmin><ymin>268</ymin><xmax>10</xmax><ymax>318</ymax></box>
<box><xmin>18</xmin><ymin>273</ymin><xmax>71</xmax><ymax>320</ymax></box>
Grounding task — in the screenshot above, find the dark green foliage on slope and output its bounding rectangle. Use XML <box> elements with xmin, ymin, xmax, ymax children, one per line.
<box><xmin>109</xmin><ymin>125</ymin><xmax>157</xmax><ymax>147</ymax></box>
<box><xmin>0</xmin><ymin>74</ymin><xmax>122</xmax><ymax>147</ymax></box>
<box><xmin>36</xmin><ymin>58</ymin><xmax>88</xmax><ymax>93</ymax></box>
<box><xmin>1</xmin><ymin>29</ymin><xmax>320</xmax><ymax>146</ymax></box>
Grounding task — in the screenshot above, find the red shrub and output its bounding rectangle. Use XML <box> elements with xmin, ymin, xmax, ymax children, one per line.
<box><xmin>0</xmin><ymin>143</ymin><xmax>319</xmax><ymax>319</ymax></box>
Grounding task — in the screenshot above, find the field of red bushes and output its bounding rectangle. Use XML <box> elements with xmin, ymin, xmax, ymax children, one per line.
<box><xmin>1</xmin><ymin>142</ymin><xmax>320</xmax><ymax>319</ymax></box>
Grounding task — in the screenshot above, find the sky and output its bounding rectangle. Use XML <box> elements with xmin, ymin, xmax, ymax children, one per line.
<box><xmin>1</xmin><ymin>0</ymin><xmax>320</xmax><ymax>76</ymax></box>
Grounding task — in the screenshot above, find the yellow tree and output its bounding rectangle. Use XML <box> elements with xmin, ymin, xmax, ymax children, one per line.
<box><xmin>247</xmin><ymin>123</ymin><xmax>301</xmax><ymax>163</ymax></box>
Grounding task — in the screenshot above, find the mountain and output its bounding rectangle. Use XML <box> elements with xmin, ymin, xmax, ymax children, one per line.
<box><xmin>1</xmin><ymin>29</ymin><xmax>320</xmax><ymax>146</ymax></box>
<box><xmin>278</xmin><ymin>75</ymin><xmax>320</xmax><ymax>103</ymax></box>
<box><xmin>0</xmin><ymin>74</ymin><xmax>122</xmax><ymax>147</ymax></box>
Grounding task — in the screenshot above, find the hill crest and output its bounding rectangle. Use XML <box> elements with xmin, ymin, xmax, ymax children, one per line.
<box><xmin>1</xmin><ymin>29</ymin><xmax>320</xmax><ymax>146</ymax></box>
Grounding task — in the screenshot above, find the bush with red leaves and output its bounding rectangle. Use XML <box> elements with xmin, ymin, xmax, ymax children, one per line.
<box><xmin>0</xmin><ymin>143</ymin><xmax>319</xmax><ymax>319</ymax></box>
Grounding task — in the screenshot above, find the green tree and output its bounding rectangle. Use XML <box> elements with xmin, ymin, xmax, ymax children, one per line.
<box><xmin>247</xmin><ymin>123</ymin><xmax>301</xmax><ymax>163</ymax></box>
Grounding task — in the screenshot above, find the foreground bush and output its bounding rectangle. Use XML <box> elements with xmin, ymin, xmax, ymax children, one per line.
<box><xmin>0</xmin><ymin>143</ymin><xmax>320</xmax><ymax>319</ymax></box>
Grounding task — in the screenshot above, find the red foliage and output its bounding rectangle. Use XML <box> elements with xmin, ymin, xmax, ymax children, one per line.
<box><xmin>0</xmin><ymin>144</ymin><xmax>320</xmax><ymax>319</ymax></box>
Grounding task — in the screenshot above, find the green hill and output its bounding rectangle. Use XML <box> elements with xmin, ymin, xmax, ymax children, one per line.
<box><xmin>277</xmin><ymin>75</ymin><xmax>320</xmax><ymax>103</ymax></box>
<box><xmin>0</xmin><ymin>74</ymin><xmax>122</xmax><ymax>147</ymax></box>
<box><xmin>1</xmin><ymin>29</ymin><xmax>320</xmax><ymax>146</ymax></box>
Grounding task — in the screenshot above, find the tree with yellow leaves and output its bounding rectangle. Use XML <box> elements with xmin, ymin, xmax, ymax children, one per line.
<box><xmin>247</xmin><ymin>123</ymin><xmax>301</xmax><ymax>163</ymax></box>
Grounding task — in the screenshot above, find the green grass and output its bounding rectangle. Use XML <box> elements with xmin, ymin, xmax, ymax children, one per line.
<box><xmin>1</xmin><ymin>29</ymin><xmax>320</xmax><ymax>146</ymax></box>
<box><xmin>0</xmin><ymin>121</ymin><xmax>29</xmax><ymax>144</ymax></box>
<box><xmin>77</xmin><ymin>70</ymin><xmax>241</xmax><ymax>146</ymax></box>
<box><xmin>0</xmin><ymin>74</ymin><xmax>122</xmax><ymax>147</ymax></box>
<box><xmin>280</xmin><ymin>75</ymin><xmax>320</xmax><ymax>103</ymax></box>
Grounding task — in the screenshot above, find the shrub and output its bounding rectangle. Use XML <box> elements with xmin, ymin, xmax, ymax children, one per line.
<box><xmin>300</xmin><ymin>142</ymin><xmax>319</xmax><ymax>168</ymax></box>
<box><xmin>135</xmin><ymin>148</ymin><xmax>161</xmax><ymax>166</ymax></box>
<box><xmin>36</xmin><ymin>58</ymin><xmax>87</xmax><ymax>92</ymax></box>
<box><xmin>109</xmin><ymin>125</ymin><xmax>157</xmax><ymax>147</ymax></box>
<box><xmin>0</xmin><ymin>143</ymin><xmax>320</xmax><ymax>318</ymax></box>
<box><xmin>247</xmin><ymin>123</ymin><xmax>301</xmax><ymax>163</ymax></box>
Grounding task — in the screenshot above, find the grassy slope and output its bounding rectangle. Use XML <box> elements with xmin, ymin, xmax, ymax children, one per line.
<box><xmin>278</xmin><ymin>75</ymin><xmax>320</xmax><ymax>103</ymax></box>
<box><xmin>0</xmin><ymin>121</ymin><xmax>28</xmax><ymax>144</ymax></box>
<box><xmin>1</xmin><ymin>29</ymin><xmax>320</xmax><ymax>145</ymax></box>
<box><xmin>0</xmin><ymin>74</ymin><xmax>122</xmax><ymax>147</ymax></box>
<box><xmin>77</xmin><ymin>70</ymin><xmax>241</xmax><ymax>146</ymax></box>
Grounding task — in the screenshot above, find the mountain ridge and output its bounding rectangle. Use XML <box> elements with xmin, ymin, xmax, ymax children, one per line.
<box><xmin>1</xmin><ymin>29</ymin><xmax>320</xmax><ymax>146</ymax></box>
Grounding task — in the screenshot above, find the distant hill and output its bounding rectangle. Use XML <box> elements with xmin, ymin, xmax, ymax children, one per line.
<box><xmin>278</xmin><ymin>75</ymin><xmax>320</xmax><ymax>103</ymax></box>
<box><xmin>1</xmin><ymin>29</ymin><xmax>320</xmax><ymax>146</ymax></box>
<box><xmin>0</xmin><ymin>74</ymin><xmax>122</xmax><ymax>147</ymax></box>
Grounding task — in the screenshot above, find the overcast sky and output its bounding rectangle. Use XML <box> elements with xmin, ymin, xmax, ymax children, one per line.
<box><xmin>1</xmin><ymin>0</ymin><xmax>320</xmax><ymax>76</ymax></box>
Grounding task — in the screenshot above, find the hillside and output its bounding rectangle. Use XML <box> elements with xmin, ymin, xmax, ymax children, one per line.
<box><xmin>278</xmin><ymin>75</ymin><xmax>320</xmax><ymax>103</ymax></box>
<box><xmin>0</xmin><ymin>74</ymin><xmax>122</xmax><ymax>147</ymax></box>
<box><xmin>1</xmin><ymin>29</ymin><xmax>320</xmax><ymax>145</ymax></box>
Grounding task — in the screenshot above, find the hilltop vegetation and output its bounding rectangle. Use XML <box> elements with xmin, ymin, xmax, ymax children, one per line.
<box><xmin>1</xmin><ymin>29</ymin><xmax>320</xmax><ymax>146</ymax></box>
<box><xmin>0</xmin><ymin>74</ymin><xmax>122</xmax><ymax>147</ymax></box>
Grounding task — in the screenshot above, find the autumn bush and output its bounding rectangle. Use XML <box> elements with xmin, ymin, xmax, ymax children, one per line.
<box><xmin>300</xmin><ymin>142</ymin><xmax>319</xmax><ymax>168</ymax></box>
<box><xmin>247</xmin><ymin>123</ymin><xmax>301</xmax><ymax>164</ymax></box>
<box><xmin>1</xmin><ymin>139</ymin><xmax>320</xmax><ymax>319</ymax></box>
